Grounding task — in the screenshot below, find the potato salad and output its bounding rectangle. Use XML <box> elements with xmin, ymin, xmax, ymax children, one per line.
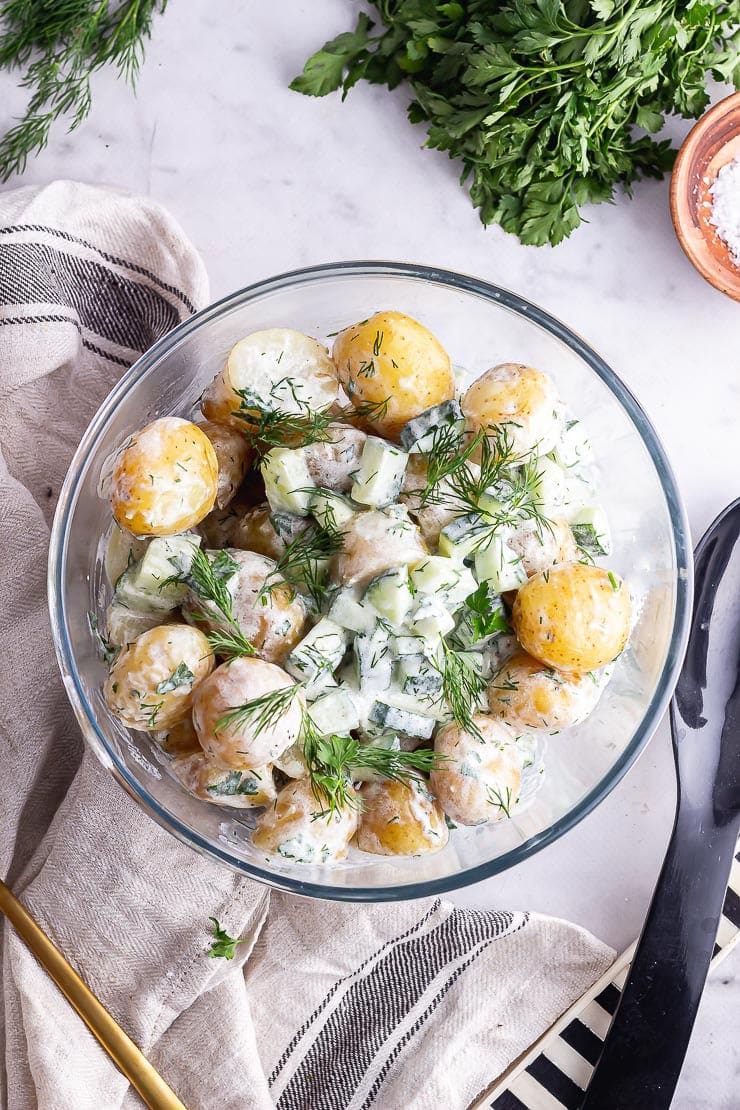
<box><xmin>96</xmin><ymin>310</ymin><xmax>631</xmax><ymax>867</ymax></box>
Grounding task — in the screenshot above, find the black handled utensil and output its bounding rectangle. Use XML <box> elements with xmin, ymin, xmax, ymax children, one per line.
<box><xmin>582</xmin><ymin>498</ymin><xmax>740</xmax><ymax>1110</ymax></box>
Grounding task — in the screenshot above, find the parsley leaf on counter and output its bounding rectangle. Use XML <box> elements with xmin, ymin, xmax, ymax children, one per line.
<box><xmin>291</xmin><ymin>0</ymin><xmax>740</xmax><ymax>245</ymax></box>
<box><xmin>207</xmin><ymin>917</ymin><xmax>242</xmax><ymax>960</ymax></box>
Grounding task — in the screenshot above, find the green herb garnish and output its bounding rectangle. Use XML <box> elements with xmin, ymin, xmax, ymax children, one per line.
<box><xmin>163</xmin><ymin>547</ymin><xmax>255</xmax><ymax>660</ymax></box>
<box><xmin>207</xmin><ymin>917</ymin><xmax>242</xmax><ymax>960</ymax></box>
<box><xmin>292</xmin><ymin>1</ymin><xmax>740</xmax><ymax>246</ymax></box>
<box><xmin>260</xmin><ymin>520</ymin><xmax>344</xmax><ymax>609</ymax></box>
<box><xmin>155</xmin><ymin>661</ymin><xmax>195</xmax><ymax>695</ymax></box>
<box><xmin>463</xmin><ymin>582</ymin><xmax>510</xmax><ymax>643</ymax></box>
<box><xmin>216</xmin><ymin>682</ymin><xmax>305</xmax><ymax>737</ymax></box>
<box><xmin>233</xmin><ymin>395</ymin><xmax>390</xmax><ymax>456</ymax></box>
<box><xmin>87</xmin><ymin>610</ymin><xmax>118</xmax><ymax>666</ymax></box>
<box><xmin>436</xmin><ymin>643</ymin><xmax>487</xmax><ymax>739</ymax></box>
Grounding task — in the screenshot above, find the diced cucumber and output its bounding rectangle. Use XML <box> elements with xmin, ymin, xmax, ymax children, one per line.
<box><xmin>453</xmin><ymin>589</ymin><xmax>508</xmax><ymax>649</ymax></box>
<box><xmin>474</xmin><ymin>536</ymin><xmax>527</xmax><ymax>592</ymax></box>
<box><xmin>104</xmin><ymin>526</ymin><xmax>148</xmax><ymax>587</ymax></box>
<box><xmin>310</xmin><ymin>488</ymin><xmax>356</xmax><ymax>528</ymax></box>
<box><xmin>114</xmin><ymin>534</ymin><xmax>200</xmax><ymax>614</ymax></box>
<box><xmin>364</xmin><ymin>567</ymin><xmax>413</xmax><ymax>627</ymax></box>
<box><xmin>561</xmin><ymin>473</ymin><xmax>593</xmax><ymax>521</ymax></box>
<box><xmin>105</xmin><ymin>601</ymin><xmax>163</xmax><ymax>648</ymax></box>
<box><xmin>399</xmin><ymin>399</ymin><xmax>465</xmax><ymax>454</ymax></box>
<box><xmin>261</xmin><ymin>447</ymin><xmax>315</xmax><ymax>515</ymax></box>
<box><xmin>411</xmin><ymin>597</ymin><xmax>456</xmax><ymax>639</ymax></box>
<box><xmin>328</xmin><ymin>587</ymin><xmax>376</xmax><ymax>635</ymax></box>
<box><xmin>351</xmin><ymin>437</ymin><xmax>408</xmax><ymax>508</ymax></box>
<box><xmin>409</xmin><ymin>556</ymin><xmax>477</xmax><ymax>609</ymax></box>
<box><xmin>570</xmin><ymin>506</ymin><xmax>612</xmax><ymax>557</ymax></box>
<box><xmin>553</xmin><ymin>419</ymin><xmax>593</xmax><ymax>470</ymax></box>
<box><xmin>368</xmin><ymin>699</ymin><xmax>436</xmax><ymax>738</ymax></box>
<box><xmin>532</xmin><ymin>456</ymin><xmax>567</xmax><ymax>515</ymax></box>
<box><xmin>308</xmin><ymin>687</ymin><xmax>360</xmax><ymax>735</ymax></box>
<box><xmin>354</xmin><ymin>627</ymin><xmax>393</xmax><ymax>694</ymax></box>
<box><xmin>285</xmin><ymin>618</ymin><xmax>348</xmax><ymax>689</ymax></box>
<box><xmin>392</xmin><ymin>634</ymin><xmax>427</xmax><ymax>656</ymax></box>
<box><xmin>269</xmin><ymin>511</ymin><xmax>310</xmax><ymax>546</ymax></box>
<box><xmin>438</xmin><ymin>513</ymin><xmax>489</xmax><ymax>560</ymax></box>
<box><xmin>396</xmin><ymin>654</ymin><xmax>443</xmax><ymax>697</ymax></box>
<box><xmin>477</xmin><ymin>490</ymin><xmax>504</xmax><ymax>517</ymax></box>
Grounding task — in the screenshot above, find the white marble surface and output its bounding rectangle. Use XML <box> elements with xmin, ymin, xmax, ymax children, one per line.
<box><xmin>1</xmin><ymin>2</ymin><xmax>738</xmax><ymax>1105</ymax></box>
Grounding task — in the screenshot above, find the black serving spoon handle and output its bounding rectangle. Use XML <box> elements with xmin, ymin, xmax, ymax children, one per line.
<box><xmin>582</xmin><ymin>499</ymin><xmax>740</xmax><ymax>1110</ymax></box>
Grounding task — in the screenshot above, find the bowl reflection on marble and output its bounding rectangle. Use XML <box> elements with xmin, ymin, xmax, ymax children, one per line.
<box><xmin>48</xmin><ymin>262</ymin><xmax>692</xmax><ymax>901</ymax></box>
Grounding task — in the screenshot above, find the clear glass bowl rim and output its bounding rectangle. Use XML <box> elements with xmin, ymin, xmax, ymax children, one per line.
<box><xmin>48</xmin><ymin>260</ymin><xmax>694</xmax><ymax>901</ymax></box>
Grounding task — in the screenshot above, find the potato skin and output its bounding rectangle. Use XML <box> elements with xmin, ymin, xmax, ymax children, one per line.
<box><xmin>430</xmin><ymin>715</ymin><xmax>523</xmax><ymax>826</ymax></box>
<box><xmin>110</xmin><ymin>417</ymin><xmax>218</xmax><ymax>536</ymax></box>
<box><xmin>252</xmin><ymin>777</ymin><xmax>359</xmax><ymax>863</ymax></box>
<box><xmin>333</xmin><ymin>508</ymin><xmax>427</xmax><ymax>588</ymax></box>
<box><xmin>196</xmin><ymin>420</ymin><xmax>252</xmax><ymax>508</ymax></box>
<box><xmin>170</xmin><ymin>751</ymin><xmax>276</xmax><ymax>808</ymax></box>
<box><xmin>333</xmin><ymin>311</ymin><xmax>454</xmax><ymax>439</ymax></box>
<box><xmin>512</xmin><ymin>562</ymin><xmax>631</xmax><ymax>674</ymax></box>
<box><xmin>182</xmin><ymin>548</ymin><xmax>307</xmax><ymax>665</ymax></box>
<box><xmin>199</xmin><ymin>502</ymin><xmax>289</xmax><ymax>560</ymax></box>
<box><xmin>192</xmin><ymin>656</ymin><xmax>303</xmax><ymax>768</ymax></box>
<box><xmin>104</xmin><ymin>624</ymin><xmax>215</xmax><ymax>731</ymax></box>
<box><xmin>487</xmin><ymin>650</ymin><xmax>603</xmax><ymax>731</ymax></box>
<box><xmin>302</xmin><ymin>423</ymin><xmax>367</xmax><ymax>491</ymax></box>
<box><xmin>158</xmin><ymin>714</ymin><xmax>203</xmax><ymax>757</ymax></box>
<box><xmin>462</xmin><ymin>363</ymin><xmax>561</xmax><ymax>458</ymax></box>
<box><xmin>508</xmin><ymin>519</ymin><xmax>578</xmax><ymax>578</ymax></box>
<box><xmin>356</xmin><ymin>776</ymin><xmax>449</xmax><ymax>857</ymax></box>
<box><xmin>400</xmin><ymin>455</ymin><xmax>458</xmax><ymax>548</ymax></box>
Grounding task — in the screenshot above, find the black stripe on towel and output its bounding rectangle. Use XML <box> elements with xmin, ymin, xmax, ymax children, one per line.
<box><xmin>0</xmin><ymin>223</ymin><xmax>195</xmax><ymax>313</ymax></box>
<box><xmin>275</xmin><ymin>909</ymin><xmax>519</xmax><ymax>1110</ymax></box>
<box><xmin>491</xmin><ymin>1092</ymin><xmax>529</xmax><ymax>1110</ymax></box>
<box><xmin>722</xmin><ymin>885</ymin><xmax>740</xmax><ymax>929</ymax></box>
<box><xmin>527</xmin><ymin>1054</ymin><xmax>583</xmax><ymax>1108</ymax></box>
<box><xmin>559</xmin><ymin>1019</ymin><xmax>603</xmax><ymax>1067</ymax></box>
<box><xmin>594</xmin><ymin>982</ymin><xmax>622</xmax><ymax>1016</ymax></box>
<box><xmin>0</xmin><ymin>241</ymin><xmax>180</xmax><ymax>352</ymax></box>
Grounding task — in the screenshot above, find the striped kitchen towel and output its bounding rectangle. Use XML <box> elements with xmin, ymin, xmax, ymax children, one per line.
<box><xmin>0</xmin><ymin>181</ymin><xmax>614</xmax><ymax>1110</ymax></box>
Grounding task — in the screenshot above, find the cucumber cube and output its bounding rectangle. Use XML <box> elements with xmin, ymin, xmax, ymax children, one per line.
<box><xmin>364</xmin><ymin>568</ymin><xmax>413</xmax><ymax>627</ymax></box>
<box><xmin>368</xmin><ymin>700</ymin><xmax>436</xmax><ymax>738</ymax></box>
<box><xmin>351</xmin><ymin>437</ymin><xmax>408</xmax><ymax>508</ymax></box>
<box><xmin>411</xmin><ymin>598</ymin><xmax>456</xmax><ymax>639</ymax></box>
<box><xmin>570</xmin><ymin>506</ymin><xmax>612</xmax><ymax>557</ymax></box>
<box><xmin>310</xmin><ymin>488</ymin><xmax>356</xmax><ymax>528</ymax></box>
<box><xmin>353</xmin><ymin>628</ymin><xmax>393</xmax><ymax>693</ymax></box>
<box><xmin>285</xmin><ymin>618</ymin><xmax>348</xmax><ymax>688</ymax></box>
<box><xmin>532</xmin><ymin>456</ymin><xmax>567</xmax><ymax>515</ymax></box>
<box><xmin>553</xmin><ymin>420</ymin><xmax>593</xmax><ymax>470</ymax></box>
<box><xmin>474</xmin><ymin>536</ymin><xmax>527</xmax><ymax>592</ymax></box>
<box><xmin>438</xmin><ymin>513</ymin><xmax>489</xmax><ymax>560</ymax></box>
<box><xmin>328</xmin><ymin>587</ymin><xmax>377</xmax><ymax>635</ymax></box>
<box><xmin>308</xmin><ymin>687</ymin><xmax>360</xmax><ymax>736</ymax></box>
<box><xmin>399</xmin><ymin>399</ymin><xmax>465</xmax><ymax>454</ymax></box>
<box><xmin>392</xmin><ymin>634</ymin><xmax>427</xmax><ymax>656</ymax></box>
<box><xmin>261</xmin><ymin>447</ymin><xmax>315</xmax><ymax>515</ymax></box>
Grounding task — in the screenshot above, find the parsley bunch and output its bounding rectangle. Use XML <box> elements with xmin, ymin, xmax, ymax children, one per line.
<box><xmin>292</xmin><ymin>0</ymin><xmax>740</xmax><ymax>245</ymax></box>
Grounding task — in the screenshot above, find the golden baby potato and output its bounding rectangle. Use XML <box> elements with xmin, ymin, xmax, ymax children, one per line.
<box><xmin>104</xmin><ymin>624</ymin><xmax>214</xmax><ymax>731</ymax></box>
<box><xmin>332</xmin><ymin>311</ymin><xmax>454</xmax><ymax>439</ymax></box>
<box><xmin>110</xmin><ymin>417</ymin><xmax>218</xmax><ymax>537</ymax></box>
<box><xmin>430</xmin><ymin>715</ymin><xmax>523</xmax><ymax>826</ymax></box>
<box><xmin>253</xmin><ymin>777</ymin><xmax>359</xmax><ymax>864</ymax></box>
<box><xmin>170</xmin><ymin>751</ymin><xmax>276</xmax><ymax>809</ymax></box>
<box><xmin>196</xmin><ymin>420</ymin><xmax>252</xmax><ymax>508</ymax></box>
<box><xmin>158</xmin><ymin>714</ymin><xmax>202</xmax><ymax>757</ymax></box>
<box><xmin>302</xmin><ymin>423</ymin><xmax>367</xmax><ymax>491</ymax></box>
<box><xmin>201</xmin><ymin>328</ymin><xmax>338</xmax><ymax>431</ymax></box>
<box><xmin>199</xmin><ymin>503</ymin><xmax>289</xmax><ymax>560</ymax></box>
<box><xmin>462</xmin><ymin>363</ymin><xmax>561</xmax><ymax>458</ymax></box>
<box><xmin>508</xmin><ymin>519</ymin><xmax>578</xmax><ymax>578</ymax></box>
<box><xmin>183</xmin><ymin>549</ymin><xmax>307</xmax><ymax>665</ymax></box>
<box><xmin>513</xmin><ymin>562</ymin><xmax>631</xmax><ymax>674</ymax></box>
<box><xmin>356</xmin><ymin>776</ymin><xmax>449</xmax><ymax>857</ymax></box>
<box><xmin>400</xmin><ymin>455</ymin><xmax>458</xmax><ymax>548</ymax></box>
<box><xmin>487</xmin><ymin>650</ymin><xmax>603</xmax><ymax>732</ymax></box>
<box><xmin>192</xmin><ymin>656</ymin><xmax>303</xmax><ymax>768</ymax></box>
<box><xmin>333</xmin><ymin>508</ymin><xmax>427</xmax><ymax>588</ymax></box>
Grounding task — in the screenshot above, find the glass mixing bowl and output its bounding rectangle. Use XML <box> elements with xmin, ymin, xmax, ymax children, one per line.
<box><xmin>48</xmin><ymin>262</ymin><xmax>692</xmax><ymax>900</ymax></box>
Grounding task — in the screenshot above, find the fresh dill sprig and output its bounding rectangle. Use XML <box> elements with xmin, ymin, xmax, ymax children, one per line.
<box><xmin>232</xmin><ymin>395</ymin><xmax>390</xmax><ymax>456</ymax></box>
<box><xmin>417</xmin><ymin>423</ymin><xmax>482</xmax><ymax>507</ymax></box>
<box><xmin>163</xmin><ymin>547</ymin><xmax>255</xmax><ymax>660</ymax></box>
<box><xmin>436</xmin><ymin>642</ymin><xmax>487</xmax><ymax>739</ymax></box>
<box><xmin>0</xmin><ymin>1</ymin><xmax>167</xmax><ymax>182</ymax></box>
<box><xmin>260</xmin><ymin>520</ymin><xmax>344</xmax><ymax>609</ymax></box>
<box><xmin>87</xmin><ymin>610</ymin><xmax>118</xmax><ymax>666</ymax></box>
<box><xmin>487</xmin><ymin>784</ymin><xmax>515</xmax><ymax>820</ymax></box>
<box><xmin>215</xmin><ymin>682</ymin><xmax>305</xmax><ymax>737</ymax></box>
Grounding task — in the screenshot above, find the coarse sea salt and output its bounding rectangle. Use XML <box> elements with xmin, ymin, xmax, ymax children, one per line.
<box><xmin>709</xmin><ymin>156</ymin><xmax>740</xmax><ymax>268</ymax></box>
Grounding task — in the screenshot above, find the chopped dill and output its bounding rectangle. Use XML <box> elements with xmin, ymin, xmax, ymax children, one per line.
<box><xmin>163</xmin><ymin>547</ymin><xmax>255</xmax><ymax>660</ymax></box>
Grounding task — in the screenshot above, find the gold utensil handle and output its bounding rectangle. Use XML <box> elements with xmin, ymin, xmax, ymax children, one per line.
<box><xmin>0</xmin><ymin>880</ymin><xmax>188</xmax><ymax>1110</ymax></box>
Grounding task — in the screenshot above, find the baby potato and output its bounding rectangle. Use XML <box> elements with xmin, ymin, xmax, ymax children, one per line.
<box><xmin>430</xmin><ymin>715</ymin><xmax>523</xmax><ymax>826</ymax></box>
<box><xmin>333</xmin><ymin>311</ymin><xmax>454</xmax><ymax>439</ymax></box>
<box><xmin>199</xmin><ymin>502</ymin><xmax>290</xmax><ymax>560</ymax></box>
<box><xmin>192</xmin><ymin>656</ymin><xmax>303</xmax><ymax>768</ymax></box>
<box><xmin>170</xmin><ymin>751</ymin><xmax>276</xmax><ymax>808</ymax></box>
<box><xmin>508</xmin><ymin>519</ymin><xmax>578</xmax><ymax>578</ymax></box>
<box><xmin>201</xmin><ymin>329</ymin><xmax>337</xmax><ymax>431</ymax></box>
<box><xmin>196</xmin><ymin>420</ymin><xmax>252</xmax><ymax>508</ymax></box>
<box><xmin>252</xmin><ymin>777</ymin><xmax>359</xmax><ymax>864</ymax></box>
<box><xmin>110</xmin><ymin>417</ymin><xmax>218</xmax><ymax>537</ymax></box>
<box><xmin>333</xmin><ymin>508</ymin><xmax>427</xmax><ymax>588</ymax></box>
<box><xmin>400</xmin><ymin>455</ymin><xmax>458</xmax><ymax>548</ymax></box>
<box><xmin>512</xmin><ymin>562</ymin><xmax>631</xmax><ymax>674</ymax></box>
<box><xmin>356</xmin><ymin>776</ymin><xmax>449</xmax><ymax>857</ymax></box>
<box><xmin>462</xmin><ymin>364</ymin><xmax>561</xmax><ymax>458</ymax></box>
<box><xmin>104</xmin><ymin>624</ymin><xmax>214</xmax><ymax>731</ymax></box>
<box><xmin>487</xmin><ymin>650</ymin><xmax>603</xmax><ymax>732</ymax></box>
<box><xmin>183</xmin><ymin>549</ymin><xmax>307</xmax><ymax>665</ymax></box>
<box><xmin>157</xmin><ymin>714</ymin><xmax>202</xmax><ymax>757</ymax></box>
<box><xmin>303</xmin><ymin>423</ymin><xmax>367</xmax><ymax>491</ymax></box>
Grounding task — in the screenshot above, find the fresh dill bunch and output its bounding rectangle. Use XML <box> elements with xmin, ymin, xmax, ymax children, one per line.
<box><xmin>436</xmin><ymin>642</ymin><xmax>487</xmax><ymax>739</ymax></box>
<box><xmin>424</xmin><ymin>426</ymin><xmax>517</xmax><ymax>514</ymax></box>
<box><xmin>232</xmin><ymin>394</ymin><xmax>390</xmax><ymax>457</ymax></box>
<box><xmin>260</xmin><ymin>520</ymin><xmax>344</xmax><ymax>609</ymax></box>
<box><xmin>0</xmin><ymin>0</ymin><xmax>167</xmax><ymax>181</ymax></box>
<box><xmin>163</xmin><ymin>547</ymin><xmax>255</xmax><ymax>660</ymax></box>
<box><xmin>417</xmin><ymin>423</ymin><xmax>482</xmax><ymax>506</ymax></box>
<box><xmin>215</xmin><ymin>682</ymin><xmax>305</xmax><ymax>737</ymax></box>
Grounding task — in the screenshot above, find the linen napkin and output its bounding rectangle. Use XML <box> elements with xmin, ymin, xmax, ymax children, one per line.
<box><xmin>0</xmin><ymin>181</ymin><xmax>615</xmax><ymax>1110</ymax></box>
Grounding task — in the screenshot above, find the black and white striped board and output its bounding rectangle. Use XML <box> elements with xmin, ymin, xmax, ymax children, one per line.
<box><xmin>477</xmin><ymin>849</ymin><xmax>740</xmax><ymax>1110</ymax></box>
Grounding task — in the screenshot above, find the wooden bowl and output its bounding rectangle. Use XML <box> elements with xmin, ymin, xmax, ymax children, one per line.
<box><xmin>670</xmin><ymin>91</ymin><xmax>740</xmax><ymax>302</ymax></box>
